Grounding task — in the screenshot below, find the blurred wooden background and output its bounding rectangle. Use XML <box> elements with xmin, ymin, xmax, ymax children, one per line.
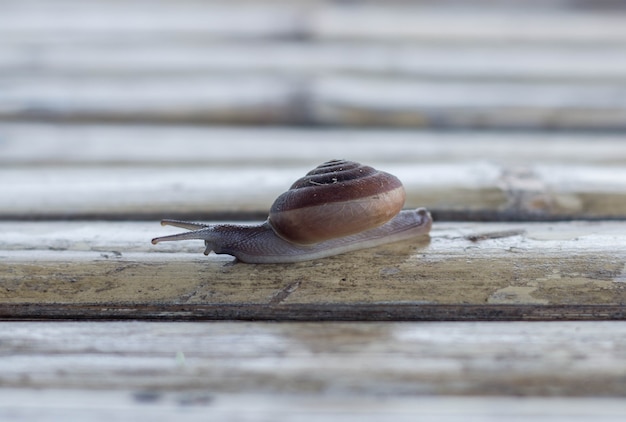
<box><xmin>2</xmin><ymin>0</ymin><xmax>626</xmax><ymax>130</ymax></box>
<box><xmin>1</xmin><ymin>0</ymin><xmax>626</xmax><ymax>420</ymax></box>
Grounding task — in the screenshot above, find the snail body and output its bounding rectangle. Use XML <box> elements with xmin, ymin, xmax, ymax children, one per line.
<box><xmin>152</xmin><ymin>160</ymin><xmax>432</xmax><ymax>263</ymax></box>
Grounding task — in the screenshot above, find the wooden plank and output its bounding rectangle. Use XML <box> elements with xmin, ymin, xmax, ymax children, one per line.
<box><xmin>4</xmin><ymin>42</ymin><xmax>626</xmax><ymax>83</ymax></box>
<box><xmin>4</xmin><ymin>123</ymin><xmax>626</xmax><ymax>165</ymax></box>
<box><xmin>0</xmin><ymin>321</ymin><xmax>625</xmax><ymax>397</ymax></box>
<box><xmin>2</xmin><ymin>124</ymin><xmax>626</xmax><ymax>219</ymax></box>
<box><xmin>3</xmin><ymin>75</ymin><xmax>626</xmax><ymax>129</ymax></box>
<box><xmin>2</xmin><ymin>0</ymin><xmax>625</xmax><ymax>43</ymax></box>
<box><xmin>314</xmin><ymin>77</ymin><xmax>626</xmax><ymax>130</ymax></box>
<box><xmin>1</xmin><ymin>392</ymin><xmax>625</xmax><ymax>422</ymax></box>
<box><xmin>0</xmin><ymin>0</ymin><xmax>305</xmax><ymax>42</ymax></box>
<box><xmin>1</xmin><ymin>221</ymin><xmax>625</xmax><ymax>320</ymax></box>
<box><xmin>0</xmin><ymin>75</ymin><xmax>298</xmax><ymax>125</ymax></box>
<box><xmin>314</xmin><ymin>6</ymin><xmax>626</xmax><ymax>43</ymax></box>
<box><xmin>2</xmin><ymin>320</ymin><xmax>626</xmax><ymax>419</ymax></box>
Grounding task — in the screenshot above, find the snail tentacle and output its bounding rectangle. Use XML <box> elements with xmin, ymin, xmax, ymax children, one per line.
<box><xmin>160</xmin><ymin>219</ymin><xmax>209</xmax><ymax>230</ymax></box>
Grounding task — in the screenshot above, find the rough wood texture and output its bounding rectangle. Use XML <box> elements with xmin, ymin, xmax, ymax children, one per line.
<box><xmin>3</xmin><ymin>321</ymin><xmax>626</xmax><ymax>420</ymax></box>
<box><xmin>1</xmin><ymin>221</ymin><xmax>624</xmax><ymax>320</ymax></box>
<box><xmin>2</xmin><ymin>123</ymin><xmax>626</xmax><ymax>219</ymax></box>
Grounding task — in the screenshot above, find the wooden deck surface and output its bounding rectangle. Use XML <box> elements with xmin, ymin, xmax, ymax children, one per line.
<box><xmin>1</xmin><ymin>0</ymin><xmax>626</xmax><ymax>419</ymax></box>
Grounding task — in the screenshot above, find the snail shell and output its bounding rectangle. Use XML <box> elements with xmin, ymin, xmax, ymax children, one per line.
<box><xmin>152</xmin><ymin>160</ymin><xmax>432</xmax><ymax>263</ymax></box>
<box><xmin>269</xmin><ymin>160</ymin><xmax>405</xmax><ymax>244</ymax></box>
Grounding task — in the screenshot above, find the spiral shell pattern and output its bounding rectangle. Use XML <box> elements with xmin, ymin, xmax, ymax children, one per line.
<box><xmin>268</xmin><ymin>160</ymin><xmax>406</xmax><ymax>245</ymax></box>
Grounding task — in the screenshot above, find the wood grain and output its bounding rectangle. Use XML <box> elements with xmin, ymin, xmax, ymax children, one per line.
<box><xmin>2</xmin><ymin>124</ymin><xmax>626</xmax><ymax>219</ymax></box>
<box><xmin>1</xmin><ymin>221</ymin><xmax>624</xmax><ymax>320</ymax></box>
<box><xmin>1</xmin><ymin>321</ymin><xmax>626</xmax><ymax>396</ymax></box>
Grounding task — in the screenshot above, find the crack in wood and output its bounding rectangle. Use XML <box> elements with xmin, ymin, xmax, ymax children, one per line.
<box><xmin>465</xmin><ymin>229</ymin><xmax>526</xmax><ymax>242</ymax></box>
<box><xmin>269</xmin><ymin>280</ymin><xmax>302</xmax><ymax>306</ymax></box>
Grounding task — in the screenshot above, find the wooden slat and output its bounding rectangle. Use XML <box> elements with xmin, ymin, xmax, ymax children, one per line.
<box><xmin>314</xmin><ymin>77</ymin><xmax>626</xmax><ymax>130</ymax></box>
<box><xmin>2</xmin><ymin>124</ymin><xmax>626</xmax><ymax>219</ymax></box>
<box><xmin>1</xmin><ymin>392</ymin><xmax>625</xmax><ymax>422</ymax></box>
<box><xmin>314</xmin><ymin>5</ymin><xmax>626</xmax><ymax>43</ymax></box>
<box><xmin>2</xmin><ymin>0</ymin><xmax>625</xmax><ymax>43</ymax></box>
<box><xmin>0</xmin><ymin>0</ymin><xmax>304</xmax><ymax>41</ymax></box>
<box><xmin>4</xmin><ymin>123</ymin><xmax>626</xmax><ymax>165</ymax></box>
<box><xmin>4</xmin><ymin>43</ymin><xmax>626</xmax><ymax>82</ymax></box>
<box><xmin>1</xmin><ymin>321</ymin><xmax>625</xmax><ymax>397</ymax></box>
<box><xmin>1</xmin><ymin>221</ymin><xmax>625</xmax><ymax>320</ymax></box>
<box><xmin>0</xmin><ymin>75</ymin><xmax>297</xmax><ymax>125</ymax></box>
<box><xmin>3</xmin><ymin>75</ymin><xmax>626</xmax><ymax>129</ymax></box>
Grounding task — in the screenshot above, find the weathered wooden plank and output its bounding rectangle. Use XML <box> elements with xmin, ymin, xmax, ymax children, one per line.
<box><xmin>1</xmin><ymin>391</ymin><xmax>625</xmax><ymax>422</ymax></box>
<box><xmin>2</xmin><ymin>0</ymin><xmax>625</xmax><ymax>43</ymax></box>
<box><xmin>1</xmin><ymin>124</ymin><xmax>626</xmax><ymax>219</ymax></box>
<box><xmin>0</xmin><ymin>75</ymin><xmax>298</xmax><ymax>125</ymax></box>
<box><xmin>1</xmin><ymin>221</ymin><xmax>624</xmax><ymax>320</ymax></box>
<box><xmin>3</xmin><ymin>75</ymin><xmax>626</xmax><ymax>129</ymax></box>
<box><xmin>1</xmin><ymin>166</ymin><xmax>625</xmax><ymax>218</ymax></box>
<box><xmin>0</xmin><ymin>0</ymin><xmax>304</xmax><ymax>41</ymax></box>
<box><xmin>314</xmin><ymin>5</ymin><xmax>626</xmax><ymax>43</ymax></box>
<box><xmin>315</xmin><ymin>78</ymin><xmax>626</xmax><ymax>130</ymax></box>
<box><xmin>4</xmin><ymin>42</ymin><xmax>626</xmax><ymax>83</ymax></box>
<box><xmin>3</xmin><ymin>123</ymin><xmax>626</xmax><ymax>165</ymax></box>
<box><xmin>0</xmin><ymin>162</ymin><xmax>503</xmax><ymax>216</ymax></box>
<box><xmin>0</xmin><ymin>321</ymin><xmax>625</xmax><ymax>398</ymax></box>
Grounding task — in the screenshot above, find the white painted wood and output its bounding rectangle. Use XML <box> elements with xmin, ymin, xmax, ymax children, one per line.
<box><xmin>2</xmin><ymin>0</ymin><xmax>625</xmax><ymax>43</ymax></box>
<box><xmin>3</xmin><ymin>75</ymin><xmax>626</xmax><ymax>128</ymax></box>
<box><xmin>1</xmin><ymin>391</ymin><xmax>624</xmax><ymax>422</ymax></box>
<box><xmin>0</xmin><ymin>321</ymin><xmax>624</xmax><ymax>397</ymax></box>
<box><xmin>0</xmin><ymin>0</ymin><xmax>303</xmax><ymax>41</ymax></box>
<box><xmin>1</xmin><ymin>129</ymin><xmax>625</xmax><ymax>216</ymax></box>
<box><xmin>315</xmin><ymin>7</ymin><xmax>626</xmax><ymax>43</ymax></box>
<box><xmin>0</xmin><ymin>162</ymin><xmax>503</xmax><ymax>214</ymax></box>
<box><xmin>2</xmin><ymin>124</ymin><xmax>626</xmax><ymax>165</ymax></box>
<box><xmin>4</xmin><ymin>42</ymin><xmax>626</xmax><ymax>82</ymax></box>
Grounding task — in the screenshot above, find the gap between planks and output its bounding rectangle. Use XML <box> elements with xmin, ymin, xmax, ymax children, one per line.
<box><xmin>0</xmin><ymin>303</ymin><xmax>624</xmax><ymax>322</ymax></box>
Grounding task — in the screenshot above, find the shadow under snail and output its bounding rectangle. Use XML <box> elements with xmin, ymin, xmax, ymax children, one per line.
<box><xmin>152</xmin><ymin>159</ymin><xmax>432</xmax><ymax>263</ymax></box>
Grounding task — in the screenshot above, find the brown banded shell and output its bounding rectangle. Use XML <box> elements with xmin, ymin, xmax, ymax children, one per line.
<box><xmin>268</xmin><ymin>160</ymin><xmax>406</xmax><ymax>245</ymax></box>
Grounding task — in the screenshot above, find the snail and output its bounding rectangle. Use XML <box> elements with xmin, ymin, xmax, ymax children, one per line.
<box><xmin>152</xmin><ymin>159</ymin><xmax>432</xmax><ymax>263</ymax></box>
